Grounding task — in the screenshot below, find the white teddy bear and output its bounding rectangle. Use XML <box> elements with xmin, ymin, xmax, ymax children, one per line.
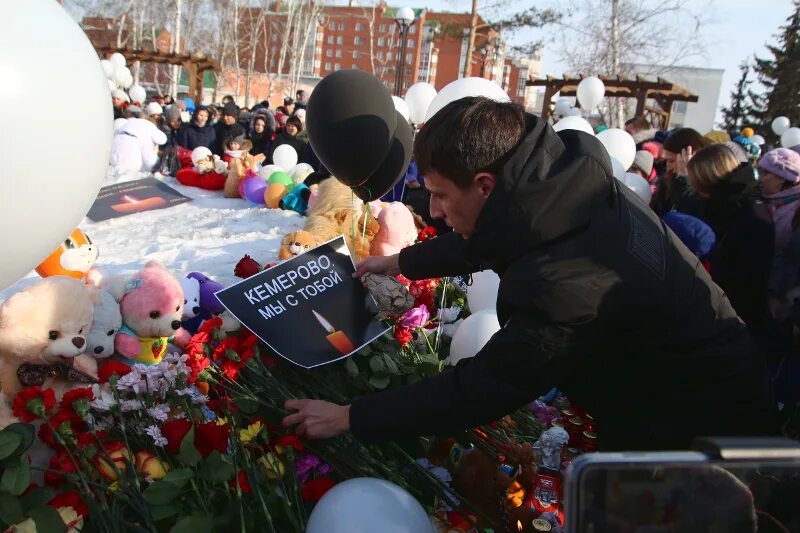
<box><xmin>179</xmin><ymin>277</ymin><xmax>202</xmax><ymax>320</ymax></box>
<box><xmin>85</xmin><ymin>289</ymin><xmax>123</xmax><ymax>359</ymax></box>
<box><xmin>109</xmin><ymin>118</ymin><xmax>168</xmax><ymax>174</ymax></box>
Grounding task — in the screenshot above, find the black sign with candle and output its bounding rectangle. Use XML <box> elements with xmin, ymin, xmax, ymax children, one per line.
<box><xmin>214</xmin><ymin>236</ymin><xmax>389</xmax><ymax>368</ymax></box>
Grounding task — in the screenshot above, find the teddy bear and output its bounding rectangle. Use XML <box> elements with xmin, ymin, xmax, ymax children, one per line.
<box><xmin>104</xmin><ymin>261</ymin><xmax>192</xmax><ymax>366</ymax></box>
<box><xmin>224</xmin><ymin>144</ymin><xmax>267</xmax><ymax>199</ymax></box>
<box><xmin>108</xmin><ymin>118</ymin><xmax>168</xmax><ymax>174</ymax></box>
<box><xmin>0</xmin><ymin>277</ymin><xmax>99</xmax><ymax>426</ymax></box>
<box><xmin>85</xmin><ymin>289</ymin><xmax>122</xmax><ymax>359</ymax></box>
<box><xmin>278</xmin><ymin>231</ymin><xmax>319</xmax><ymax>261</ymax></box>
<box><xmin>369</xmin><ymin>202</ymin><xmax>418</xmax><ymax>256</ymax></box>
<box><xmin>175</xmin><ymin>146</ymin><xmax>229</xmax><ymax>191</ymax></box>
<box><xmin>179</xmin><ymin>277</ymin><xmax>202</xmax><ymax>320</ymax></box>
<box><xmin>181</xmin><ymin>272</ymin><xmax>241</xmax><ymax>334</ymax></box>
<box><xmin>304</xmin><ymin>178</ymin><xmax>380</xmax><ymax>260</ymax></box>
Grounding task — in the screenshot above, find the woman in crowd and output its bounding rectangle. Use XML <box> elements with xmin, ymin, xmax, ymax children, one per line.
<box><xmin>177</xmin><ymin>106</ymin><xmax>216</xmax><ymax>151</ymax></box>
<box><xmin>686</xmin><ymin>144</ymin><xmax>774</xmax><ymax>352</ymax></box>
<box><xmin>270</xmin><ymin>116</ymin><xmax>307</xmax><ymax>163</ymax></box>
<box><xmin>248</xmin><ymin>113</ymin><xmax>275</xmax><ymax>160</ymax></box>
<box><xmin>651</xmin><ymin>128</ymin><xmax>711</xmax><ymax>216</ymax></box>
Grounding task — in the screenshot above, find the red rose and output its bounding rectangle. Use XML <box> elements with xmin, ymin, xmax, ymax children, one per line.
<box><xmin>273</xmin><ymin>435</ymin><xmax>305</xmax><ymax>452</ymax></box>
<box><xmin>229</xmin><ymin>470</ymin><xmax>252</xmax><ymax>493</ymax></box>
<box><xmin>12</xmin><ymin>386</ymin><xmax>56</xmax><ymax>422</ymax></box>
<box><xmin>45</xmin><ymin>450</ymin><xmax>77</xmax><ymax>487</ymax></box>
<box><xmin>194</xmin><ymin>421</ymin><xmax>230</xmax><ymax>458</ymax></box>
<box><xmin>39</xmin><ymin>409</ymin><xmax>84</xmax><ymax>450</ymax></box>
<box><xmin>393</xmin><ymin>325</ymin><xmax>413</xmax><ymax>348</ymax></box>
<box><xmin>199</xmin><ymin>316</ymin><xmax>224</xmax><ymax>334</ymax></box>
<box><xmin>161</xmin><ymin>419</ymin><xmax>192</xmax><ymax>455</ymax></box>
<box><xmin>49</xmin><ymin>490</ymin><xmax>88</xmax><ymax>518</ymax></box>
<box><xmin>234</xmin><ymin>255</ymin><xmax>262</xmax><ymax>279</ymax></box>
<box><xmin>97</xmin><ymin>360</ymin><xmax>132</xmax><ymax>384</ymax></box>
<box><xmin>301</xmin><ymin>477</ymin><xmax>336</xmax><ymax>502</ymax></box>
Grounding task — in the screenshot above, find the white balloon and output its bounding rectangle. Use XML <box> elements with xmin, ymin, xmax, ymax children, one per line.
<box><xmin>110</xmin><ymin>52</ymin><xmax>126</xmax><ymax>68</ymax></box>
<box><xmin>447</xmin><ymin>310</ymin><xmax>501</xmax><ymax>365</ymax></box>
<box><xmin>272</xmin><ymin>144</ymin><xmax>298</xmax><ymax>170</ymax></box>
<box><xmin>751</xmin><ymin>135</ymin><xmax>766</xmax><ymax>146</ymax></box>
<box><xmin>597</xmin><ymin>128</ymin><xmax>637</xmax><ymax>170</ymax></box>
<box><xmin>781</xmin><ymin>127</ymin><xmax>800</xmax><ymax>149</ymax></box>
<box><xmin>772</xmin><ymin>116</ymin><xmax>791</xmax><ymax>136</ymax></box>
<box><xmin>425</xmin><ymin>77</ymin><xmax>509</xmax><ymax>122</ymax></box>
<box><xmin>290</xmin><ymin>163</ymin><xmax>315</xmax><ymax>185</ymax></box>
<box><xmin>259</xmin><ymin>164</ymin><xmax>284</xmax><ymax>181</ymax></box>
<box><xmin>128</xmin><ymin>84</ymin><xmax>146</xmax><ymax>104</ymax></box>
<box><xmin>620</xmin><ymin>172</ymin><xmax>652</xmax><ymax>203</ymax></box>
<box><xmin>576</xmin><ymin>76</ymin><xmax>605</xmax><ymax>111</ymax></box>
<box><xmin>113</xmin><ymin>64</ymin><xmax>128</xmax><ymax>86</ymax></box>
<box><xmin>107</xmin><ymin>79</ymin><xmax>118</xmax><ymax>92</ymax></box>
<box><xmin>611</xmin><ymin>158</ymin><xmax>626</xmax><ymax>180</ymax></box>
<box><xmin>554</xmin><ymin>97</ymin><xmax>572</xmax><ymax>117</ymax></box>
<box><xmin>553</xmin><ymin>116</ymin><xmax>594</xmax><ymax>136</ymax></box>
<box><xmin>307</xmin><ymin>478</ymin><xmax>435</xmax><ymax>533</ymax></box>
<box><xmin>120</xmin><ymin>70</ymin><xmax>134</xmax><ymax>89</ymax></box>
<box><xmin>100</xmin><ymin>59</ymin><xmax>114</xmax><ymax>79</ymax></box>
<box><xmin>467</xmin><ymin>270</ymin><xmax>500</xmax><ymax>312</ymax></box>
<box><xmin>1</xmin><ymin>0</ymin><xmax>112</xmax><ymax>290</ymax></box>
<box><xmin>404</xmin><ymin>82</ymin><xmax>437</xmax><ymax>124</ymax></box>
<box><xmin>391</xmin><ymin>95</ymin><xmax>410</xmax><ymax>122</ymax></box>
<box><xmin>567</xmin><ymin>107</ymin><xmax>582</xmax><ymax>117</ymax></box>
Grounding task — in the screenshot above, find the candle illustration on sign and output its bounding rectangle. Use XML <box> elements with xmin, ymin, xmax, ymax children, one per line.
<box><xmin>110</xmin><ymin>194</ymin><xmax>166</xmax><ymax>213</ymax></box>
<box><xmin>312</xmin><ymin>310</ymin><xmax>355</xmax><ymax>355</ymax></box>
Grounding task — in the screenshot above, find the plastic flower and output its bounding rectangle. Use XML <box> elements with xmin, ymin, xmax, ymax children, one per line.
<box><xmin>239</xmin><ymin>420</ymin><xmax>264</xmax><ymax>444</ymax></box>
<box><xmin>400</xmin><ymin>305</ymin><xmax>431</xmax><ymax>329</ymax></box>
<box><xmin>12</xmin><ymin>386</ymin><xmax>56</xmax><ymax>422</ymax></box>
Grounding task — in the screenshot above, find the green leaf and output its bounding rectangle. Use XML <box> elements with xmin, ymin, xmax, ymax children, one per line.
<box><xmin>344</xmin><ymin>357</ymin><xmax>359</xmax><ymax>377</ymax></box>
<box><xmin>143</xmin><ymin>481</ymin><xmax>180</xmax><ymax>506</ymax></box>
<box><xmin>0</xmin><ymin>492</ymin><xmax>24</xmax><ymax>525</ymax></box>
<box><xmin>20</xmin><ymin>487</ymin><xmax>54</xmax><ymax>513</ymax></box>
<box><xmin>28</xmin><ymin>505</ymin><xmax>66</xmax><ymax>533</ymax></box>
<box><xmin>1</xmin><ymin>461</ymin><xmax>30</xmax><ymax>496</ymax></box>
<box><xmin>198</xmin><ymin>452</ymin><xmax>235</xmax><ymax>483</ymax></box>
<box><xmin>170</xmin><ymin>515</ymin><xmax>213</xmax><ymax>533</ymax></box>
<box><xmin>383</xmin><ymin>353</ymin><xmax>399</xmax><ymax>374</ymax></box>
<box><xmin>234</xmin><ymin>398</ymin><xmax>259</xmax><ymax>414</ymax></box>
<box><xmin>179</xmin><ymin>427</ymin><xmax>201</xmax><ymax>467</ymax></box>
<box><xmin>162</xmin><ymin>468</ymin><xmax>194</xmax><ymax>489</ymax></box>
<box><xmin>3</xmin><ymin>425</ymin><xmax>34</xmax><ymax>457</ymax></box>
<box><xmin>150</xmin><ymin>503</ymin><xmax>179</xmax><ymax>521</ymax></box>
<box><xmin>0</xmin><ymin>433</ymin><xmax>22</xmax><ymax>462</ymax></box>
<box><xmin>368</xmin><ymin>356</ymin><xmax>386</xmax><ymax>373</ymax></box>
<box><xmin>368</xmin><ymin>375</ymin><xmax>391</xmax><ymax>389</ymax></box>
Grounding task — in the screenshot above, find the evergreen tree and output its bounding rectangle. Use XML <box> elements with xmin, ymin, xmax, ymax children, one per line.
<box><xmin>719</xmin><ymin>61</ymin><xmax>753</xmax><ymax>132</ymax></box>
<box><xmin>751</xmin><ymin>0</ymin><xmax>800</xmax><ymax>138</ymax></box>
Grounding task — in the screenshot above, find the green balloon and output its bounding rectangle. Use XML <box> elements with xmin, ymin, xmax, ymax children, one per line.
<box><xmin>268</xmin><ymin>171</ymin><xmax>294</xmax><ymax>190</ymax></box>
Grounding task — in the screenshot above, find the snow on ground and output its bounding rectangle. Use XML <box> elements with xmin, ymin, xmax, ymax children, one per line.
<box><xmin>0</xmin><ymin>171</ymin><xmax>305</xmax><ymax>302</ymax></box>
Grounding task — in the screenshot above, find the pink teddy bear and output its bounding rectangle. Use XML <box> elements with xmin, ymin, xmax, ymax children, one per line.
<box><xmin>105</xmin><ymin>261</ymin><xmax>191</xmax><ymax>366</ymax></box>
<box><xmin>369</xmin><ymin>202</ymin><xmax>418</xmax><ymax>256</ymax></box>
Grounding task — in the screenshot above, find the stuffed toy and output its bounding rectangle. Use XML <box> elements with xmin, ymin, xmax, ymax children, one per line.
<box><xmin>176</xmin><ymin>147</ymin><xmax>228</xmax><ymax>190</ymax></box>
<box><xmin>182</xmin><ymin>272</ymin><xmax>240</xmax><ymax>334</ymax></box>
<box><xmin>0</xmin><ymin>278</ymin><xmax>99</xmax><ymax>426</ymax></box>
<box><xmin>224</xmin><ymin>142</ymin><xmax>267</xmax><ymax>198</ymax></box>
<box><xmin>35</xmin><ymin>228</ymin><xmax>99</xmax><ymax>281</ymax></box>
<box><xmin>108</xmin><ymin>118</ymin><xmax>168</xmax><ymax>174</ymax></box>
<box><xmin>85</xmin><ymin>289</ymin><xmax>122</xmax><ymax>359</ymax></box>
<box><xmin>304</xmin><ymin>178</ymin><xmax>380</xmax><ymax>260</ymax></box>
<box><xmin>278</xmin><ymin>231</ymin><xmax>318</xmax><ymax>260</ymax></box>
<box><xmin>179</xmin><ymin>277</ymin><xmax>202</xmax><ymax>320</ymax></box>
<box><xmin>369</xmin><ymin>202</ymin><xmax>417</xmax><ymax>256</ymax></box>
<box><xmin>105</xmin><ymin>261</ymin><xmax>191</xmax><ymax>366</ymax></box>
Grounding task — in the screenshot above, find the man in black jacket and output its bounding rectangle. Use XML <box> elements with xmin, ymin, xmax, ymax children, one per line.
<box><xmin>283</xmin><ymin>97</ymin><xmax>775</xmax><ymax>451</ymax></box>
<box><xmin>212</xmin><ymin>102</ymin><xmax>245</xmax><ymax>156</ymax></box>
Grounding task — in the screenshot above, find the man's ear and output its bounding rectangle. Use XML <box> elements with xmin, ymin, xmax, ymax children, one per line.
<box><xmin>474</xmin><ymin>172</ymin><xmax>497</xmax><ymax>199</ymax></box>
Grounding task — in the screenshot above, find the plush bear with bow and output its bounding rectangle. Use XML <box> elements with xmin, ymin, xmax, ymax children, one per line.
<box><xmin>369</xmin><ymin>202</ymin><xmax>418</xmax><ymax>256</ymax></box>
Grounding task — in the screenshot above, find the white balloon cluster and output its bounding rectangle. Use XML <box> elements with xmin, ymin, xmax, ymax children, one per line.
<box><xmin>424</xmin><ymin>77</ymin><xmax>509</xmax><ymax>122</ymax></box>
<box><xmin>101</xmin><ymin>52</ymin><xmax>134</xmax><ymax>92</ymax></box>
<box><xmin>446</xmin><ymin>270</ymin><xmax>501</xmax><ymax>366</ymax></box>
<box><xmin>597</xmin><ymin>128</ymin><xmax>637</xmax><ymax>178</ymax></box>
<box><xmin>404</xmin><ymin>82</ymin><xmax>437</xmax><ymax>125</ymax></box>
<box><xmin>772</xmin><ymin>116</ymin><xmax>800</xmax><ymax>148</ymax></box>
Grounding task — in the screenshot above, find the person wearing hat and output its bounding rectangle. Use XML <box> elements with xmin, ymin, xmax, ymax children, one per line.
<box><xmin>124</xmin><ymin>104</ymin><xmax>142</xmax><ymax>119</ymax></box>
<box><xmin>282</xmin><ymin>96</ymin><xmax>775</xmax><ymax>452</ymax></box>
<box><xmin>112</xmin><ymin>89</ymin><xmax>128</xmax><ymax>120</ymax></box>
<box><xmin>145</xmin><ymin>102</ymin><xmax>164</xmax><ymax>130</ymax></box>
<box><xmin>269</xmin><ymin>115</ymin><xmax>306</xmax><ymax>164</ymax></box>
<box><xmin>629</xmin><ymin>150</ymin><xmax>655</xmax><ymax>183</ymax></box>
<box><xmin>283</xmin><ymin>96</ymin><xmax>294</xmax><ymax>115</ymax></box>
<box><xmin>212</xmin><ymin>102</ymin><xmax>245</xmax><ymax>156</ymax></box>
<box><xmin>160</xmin><ymin>104</ymin><xmax>183</xmax><ymax>148</ymax></box>
<box><xmin>177</xmin><ymin>106</ymin><xmax>216</xmax><ymax>151</ymax></box>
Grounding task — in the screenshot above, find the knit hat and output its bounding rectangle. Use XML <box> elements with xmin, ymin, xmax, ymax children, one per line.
<box><xmin>222</xmin><ymin>101</ymin><xmax>240</xmax><ymax>119</ymax></box>
<box><xmin>283</xmin><ymin>97</ymin><xmax>294</xmax><ymax>106</ymax></box>
<box><xmin>758</xmin><ymin>148</ymin><xmax>800</xmax><ymax>184</ymax></box>
<box><xmin>631</xmin><ymin>150</ymin><xmax>654</xmax><ymax>177</ymax></box>
<box><xmin>164</xmin><ymin>104</ymin><xmax>181</xmax><ymax>123</ymax></box>
<box><xmin>146</xmin><ymin>102</ymin><xmax>163</xmax><ymax>116</ymax></box>
<box><xmin>125</xmin><ymin>105</ymin><xmax>142</xmax><ymax>117</ymax></box>
<box><xmin>111</xmin><ymin>89</ymin><xmax>128</xmax><ymax>102</ymax></box>
<box><xmin>704</xmin><ymin>130</ymin><xmax>731</xmax><ymax>144</ymax></box>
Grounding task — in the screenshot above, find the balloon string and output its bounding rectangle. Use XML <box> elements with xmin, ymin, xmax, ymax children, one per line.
<box><xmin>434</xmin><ymin>277</ymin><xmax>448</xmax><ymax>355</ymax></box>
<box><xmin>350</xmin><ymin>189</ymin><xmax>358</xmax><ymax>261</ymax></box>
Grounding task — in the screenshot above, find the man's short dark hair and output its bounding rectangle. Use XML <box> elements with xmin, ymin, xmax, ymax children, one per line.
<box><xmin>222</xmin><ymin>95</ymin><xmax>234</xmax><ymax>104</ymax></box>
<box><xmin>414</xmin><ymin>97</ymin><xmax>526</xmax><ymax>188</ymax></box>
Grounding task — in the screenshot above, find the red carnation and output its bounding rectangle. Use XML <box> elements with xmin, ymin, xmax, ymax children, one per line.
<box><xmin>212</xmin><ymin>337</ymin><xmax>241</xmax><ymax>361</ymax></box>
<box><xmin>418</xmin><ymin>225</ymin><xmax>438</xmax><ymax>241</ymax></box>
<box><xmin>301</xmin><ymin>477</ymin><xmax>336</xmax><ymax>502</ymax></box>
<box><xmin>45</xmin><ymin>450</ymin><xmax>78</xmax><ymax>487</ymax></box>
<box><xmin>97</xmin><ymin>360</ymin><xmax>132</xmax><ymax>384</ymax></box>
<box><xmin>60</xmin><ymin>387</ymin><xmax>94</xmax><ymax>417</ymax></box>
<box><xmin>194</xmin><ymin>421</ymin><xmax>230</xmax><ymax>458</ymax></box>
<box><xmin>229</xmin><ymin>470</ymin><xmax>252</xmax><ymax>493</ymax></box>
<box><xmin>199</xmin><ymin>316</ymin><xmax>224</xmax><ymax>334</ymax></box>
<box><xmin>273</xmin><ymin>435</ymin><xmax>305</xmax><ymax>452</ymax></box>
<box><xmin>39</xmin><ymin>409</ymin><xmax>84</xmax><ymax>450</ymax></box>
<box><xmin>161</xmin><ymin>419</ymin><xmax>192</xmax><ymax>455</ymax></box>
<box><xmin>234</xmin><ymin>255</ymin><xmax>262</xmax><ymax>279</ymax></box>
<box><xmin>12</xmin><ymin>386</ymin><xmax>56</xmax><ymax>422</ymax></box>
<box><xmin>393</xmin><ymin>325</ymin><xmax>413</xmax><ymax>348</ymax></box>
<box><xmin>49</xmin><ymin>490</ymin><xmax>88</xmax><ymax>519</ymax></box>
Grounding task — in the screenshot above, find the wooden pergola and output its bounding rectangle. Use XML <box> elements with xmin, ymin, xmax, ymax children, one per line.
<box><xmin>93</xmin><ymin>44</ymin><xmax>219</xmax><ymax>104</ymax></box>
<box><xmin>527</xmin><ymin>75</ymin><xmax>699</xmax><ymax>129</ymax></box>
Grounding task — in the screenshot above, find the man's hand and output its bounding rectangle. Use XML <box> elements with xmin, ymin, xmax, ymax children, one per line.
<box><xmin>282</xmin><ymin>399</ymin><xmax>351</xmax><ymax>439</ymax></box>
<box><xmin>353</xmin><ymin>254</ymin><xmax>401</xmax><ymax>278</ymax></box>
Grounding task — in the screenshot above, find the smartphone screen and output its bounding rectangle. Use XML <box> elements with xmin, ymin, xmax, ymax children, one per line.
<box><xmin>570</xmin><ymin>458</ymin><xmax>800</xmax><ymax>532</ymax></box>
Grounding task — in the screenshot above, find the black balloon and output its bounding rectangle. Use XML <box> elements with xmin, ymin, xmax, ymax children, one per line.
<box><xmin>306</xmin><ymin>70</ymin><xmax>398</xmax><ymax>187</ymax></box>
<box><xmin>351</xmin><ymin>111</ymin><xmax>413</xmax><ymax>202</ymax></box>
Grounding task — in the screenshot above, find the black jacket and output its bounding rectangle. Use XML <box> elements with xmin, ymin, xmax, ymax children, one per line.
<box><xmin>177</xmin><ymin>122</ymin><xmax>216</xmax><ymax>151</ymax></box>
<box><xmin>702</xmin><ymin>163</ymin><xmax>774</xmax><ymax>334</ymax></box>
<box><xmin>248</xmin><ymin>132</ymin><xmax>273</xmax><ymax>159</ymax></box>
<box><xmin>269</xmin><ymin>132</ymin><xmax>307</xmax><ymax>164</ymax></box>
<box><xmin>651</xmin><ymin>173</ymin><xmax>706</xmax><ymax>218</ymax></box>
<box><xmin>212</xmin><ymin>122</ymin><xmax>245</xmax><ymax>156</ymax></box>
<box><xmin>350</xmin><ymin>116</ymin><xmax>774</xmax><ymax>451</ymax></box>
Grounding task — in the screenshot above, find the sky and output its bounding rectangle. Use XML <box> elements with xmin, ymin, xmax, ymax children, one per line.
<box><xmin>385</xmin><ymin>0</ymin><xmax>794</xmax><ymax>115</ymax></box>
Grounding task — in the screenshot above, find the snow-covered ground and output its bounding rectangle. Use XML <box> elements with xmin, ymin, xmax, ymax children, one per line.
<box><xmin>1</xmin><ymin>171</ymin><xmax>305</xmax><ymax>302</ymax></box>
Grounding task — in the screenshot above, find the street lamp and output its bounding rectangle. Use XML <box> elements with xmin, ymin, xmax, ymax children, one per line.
<box><xmin>393</xmin><ymin>6</ymin><xmax>415</xmax><ymax>96</ymax></box>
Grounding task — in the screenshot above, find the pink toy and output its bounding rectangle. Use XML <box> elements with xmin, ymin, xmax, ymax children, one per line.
<box><xmin>369</xmin><ymin>202</ymin><xmax>418</xmax><ymax>256</ymax></box>
<box><xmin>105</xmin><ymin>261</ymin><xmax>191</xmax><ymax>365</ymax></box>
